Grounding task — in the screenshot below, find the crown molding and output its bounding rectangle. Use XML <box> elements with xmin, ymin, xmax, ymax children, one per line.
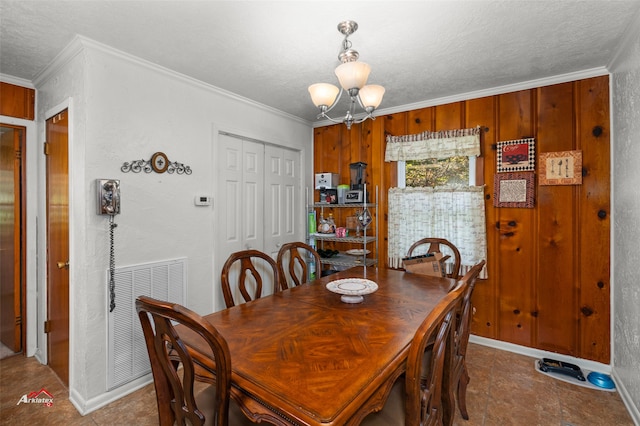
<box><xmin>312</xmin><ymin>67</ymin><xmax>610</xmax><ymax>129</ymax></box>
<box><xmin>33</xmin><ymin>36</ymin><xmax>85</xmax><ymax>87</ymax></box>
<box><xmin>0</xmin><ymin>73</ymin><xmax>36</xmax><ymax>89</ymax></box>
<box><xmin>22</xmin><ymin>32</ymin><xmax>615</xmax><ymax>130</ymax></box>
<box><xmin>33</xmin><ymin>35</ymin><xmax>309</xmax><ymax>126</ymax></box>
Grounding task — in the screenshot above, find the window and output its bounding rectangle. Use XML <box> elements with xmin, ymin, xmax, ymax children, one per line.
<box><xmin>385</xmin><ymin>127</ymin><xmax>486</xmax><ymax>276</ymax></box>
<box><xmin>398</xmin><ymin>156</ymin><xmax>477</xmax><ymax>188</ymax></box>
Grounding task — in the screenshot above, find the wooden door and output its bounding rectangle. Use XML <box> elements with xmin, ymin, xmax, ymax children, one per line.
<box><xmin>45</xmin><ymin>110</ymin><xmax>69</xmax><ymax>385</ymax></box>
<box><xmin>0</xmin><ymin>124</ymin><xmax>24</xmax><ymax>353</ymax></box>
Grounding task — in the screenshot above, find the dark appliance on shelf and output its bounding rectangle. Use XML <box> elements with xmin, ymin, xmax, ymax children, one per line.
<box><xmin>346</xmin><ymin>162</ymin><xmax>368</xmax><ymax>203</ymax></box>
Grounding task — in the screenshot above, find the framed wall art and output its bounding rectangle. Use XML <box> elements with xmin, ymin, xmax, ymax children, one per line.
<box><xmin>496</xmin><ymin>138</ymin><xmax>535</xmax><ymax>173</ymax></box>
<box><xmin>539</xmin><ymin>150</ymin><xmax>582</xmax><ymax>185</ymax></box>
<box><xmin>493</xmin><ymin>172</ymin><xmax>535</xmax><ymax>208</ymax></box>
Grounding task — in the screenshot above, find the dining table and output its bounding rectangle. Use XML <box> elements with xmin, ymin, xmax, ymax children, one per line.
<box><xmin>178</xmin><ymin>266</ymin><xmax>458</xmax><ymax>426</ymax></box>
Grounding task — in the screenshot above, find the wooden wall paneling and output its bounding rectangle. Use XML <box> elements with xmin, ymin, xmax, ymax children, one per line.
<box><xmin>312</xmin><ymin>127</ymin><xmax>324</xmax><ymax>179</ymax></box>
<box><xmin>347</xmin><ymin>123</ymin><xmax>364</xmax><ymax>170</ymax></box>
<box><xmin>366</xmin><ymin>118</ymin><xmax>387</xmax><ymax>265</ymax></box>
<box><xmin>499</xmin><ymin>90</ymin><xmax>534</xmax><ymax>138</ymax></box>
<box><xmin>407</xmin><ymin>107</ymin><xmax>434</xmax><ymax>134</ymax></box>
<box><xmin>535</xmin><ymin>82</ymin><xmax>579</xmax><ymax>355</ymax></box>
<box><xmin>434</xmin><ymin>102</ymin><xmax>464</xmax><ymax>130</ymax></box>
<box><xmin>495</xmin><ymin>90</ymin><xmax>536</xmax><ymax>346</ymax></box>
<box><xmin>335</xmin><ymin>125</ymin><xmax>358</xmax><ymax>244</ymax></box>
<box><xmin>0</xmin><ymin>82</ymin><xmax>35</xmax><ymax>120</ymax></box>
<box><xmin>312</xmin><ymin>126</ymin><xmax>342</xmax><ymax>254</ymax></box>
<box><xmin>576</xmin><ymin>76</ymin><xmax>610</xmax><ymax>363</ymax></box>
<box><xmin>313</xmin><ymin>126</ymin><xmax>342</xmax><ymax>177</ymax></box>
<box><xmin>466</xmin><ymin>96</ymin><xmax>498</xmax><ymax>339</ymax></box>
<box><xmin>312</xmin><ymin>76</ymin><xmax>611</xmax><ymax>362</ymax></box>
<box><xmin>338</xmin><ymin>123</ymin><xmax>365</xmax><ymax>253</ymax></box>
<box><xmin>383</xmin><ymin>112</ymin><xmax>409</xmax><ymax>146</ymax></box>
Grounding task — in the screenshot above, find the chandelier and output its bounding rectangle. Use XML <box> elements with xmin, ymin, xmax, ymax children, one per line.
<box><xmin>308</xmin><ymin>21</ymin><xmax>385</xmax><ymax>130</ymax></box>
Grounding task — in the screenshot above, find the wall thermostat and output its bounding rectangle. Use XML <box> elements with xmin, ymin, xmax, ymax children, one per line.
<box><xmin>194</xmin><ymin>195</ymin><xmax>212</xmax><ymax>206</ymax></box>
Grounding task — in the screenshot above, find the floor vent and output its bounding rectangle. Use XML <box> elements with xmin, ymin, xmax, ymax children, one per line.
<box><xmin>107</xmin><ymin>258</ymin><xmax>186</xmax><ymax>390</ymax></box>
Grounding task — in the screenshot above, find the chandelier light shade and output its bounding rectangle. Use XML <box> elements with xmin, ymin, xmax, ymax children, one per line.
<box><xmin>359</xmin><ymin>84</ymin><xmax>385</xmax><ymax>109</ymax></box>
<box><xmin>334</xmin><ymin>61</ymin><xmax>370</xmax><ymax>91</ymax></box>
<box><xmin>308</xmin><ymin>83</ymin><xmax>340</xmax><ymax>108</ymax></box>
<box><xmin>308</xmin><ymin>20</ymin><xmax>385</xmax><ymax>129</ymax></box>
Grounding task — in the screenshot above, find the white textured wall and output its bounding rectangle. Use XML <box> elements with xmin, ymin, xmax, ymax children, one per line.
<box><xmin>611</xmin><ymin>11</ymin><xmax>640</xmax><ymax>421</ymax></box>
<box><xmin>34</xmin><ymin>37</ymin><xmax>312</xmax><ymax>412</ymax></box>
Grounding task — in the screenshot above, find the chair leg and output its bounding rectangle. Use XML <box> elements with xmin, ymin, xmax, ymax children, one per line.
<box><xmin>442</xmin><ymin>363</ymin><xmax>456</xmax><ymax>426</ymax></box>
<box><xmin>457</xmin><ymin>363</ymin><xmax>471</xmax><ymax>420</ymax></box>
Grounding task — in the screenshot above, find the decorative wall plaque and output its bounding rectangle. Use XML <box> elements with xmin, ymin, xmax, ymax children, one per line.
<box><xmin>121</xmin><ymin>152</ymin><xmax>192</xmax><ymax>175</ymax></box>
<box><xmin>493</xmin><ymin>172</ymin><xmax>535</xmax><ymax>208</ymax></box>
<box><xmin>496</xmin><ymin>138</ymin><xmax>536</xmax><ymax>173</ymax></box>
<box><xmin>539</xmin><ymin>151</ymin><xmax>582</xmax><ymax>185</ymax></box>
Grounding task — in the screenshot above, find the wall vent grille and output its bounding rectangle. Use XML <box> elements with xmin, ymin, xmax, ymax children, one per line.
<box><xmin>107</xmin><ymin>258</ymin><xmax>186</xmax><ymax>390</ymax></box>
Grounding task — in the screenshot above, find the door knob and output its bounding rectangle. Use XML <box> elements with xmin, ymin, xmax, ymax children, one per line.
<box><xmin>57</xmin><ymin>261</ymin><xmax>69</xmax><ymax>270</ymax></box>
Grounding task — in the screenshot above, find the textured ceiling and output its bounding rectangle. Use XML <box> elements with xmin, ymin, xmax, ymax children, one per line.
<box><xmin>1</xmin><ymin>1</ymin><xmax>639</xmax><ymax>123</ymax></box>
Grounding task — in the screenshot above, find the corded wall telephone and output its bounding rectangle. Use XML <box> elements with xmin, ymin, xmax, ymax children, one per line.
<box><xmin>97</xmin><ymin>179</ymin><xmax>121</xmax><ymax>215</ymax></box>
<box><xmin>97</xmin><ymin>179</ymin><xmax>120</xmax><ymax>312</ymax></box>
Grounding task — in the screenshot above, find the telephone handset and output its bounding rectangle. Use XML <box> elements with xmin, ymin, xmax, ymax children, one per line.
<box><xmin>97</xmin><ymin>179</ymin><xmax>120</xmax><ymax>215</ymax></box>
<box><xmin>97</xmin><ymin>179</ymin><xmax>120</xmax><ymax>312</ymax></box>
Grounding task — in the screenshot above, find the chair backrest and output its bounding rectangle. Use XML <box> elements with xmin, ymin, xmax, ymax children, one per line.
<box><xmin>405</xmin><ymin>281</ymin><xmax>465</xmax><ymax>426</ymax></box>
<box><xmin>454</xmin><ymin>259</ymin><xmax>486</xmax><ymax>360</ymax></box>
<box><xmin>136</xmin><ymin>296</ymin><xmax>232</xmax><ymax>426</ymax></box>
<box><xmin>406</xmin><ymin>237</ymin><xmax>462</xmax><ymax>279</ymax></box>
<box><xmin>220</xmin><ymin>249</ymin><xmax>280</xmax><ymax>308</ymax></box>
<box><xmin>276</xmin><ymin>242</ymin><xmax>322</xmax><ymax>290</ymax></box>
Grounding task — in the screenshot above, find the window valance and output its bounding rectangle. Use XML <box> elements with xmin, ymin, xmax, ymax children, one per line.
<box><xmin>385</xmin><ymin>125</ymin><xmax>481</xmax><ymax>161</ymax></box>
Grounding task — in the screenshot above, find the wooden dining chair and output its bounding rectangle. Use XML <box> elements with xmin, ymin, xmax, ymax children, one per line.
<box><xmin>276</xmin><ymin>242</ymin><xmax>322</xmax><ymax>290</ymax></box>
<box><xmin>220</xmin><ymin>249</ymin><xmax>280</xmax><ymax>308</ymax></box>
<box><xmin>135</xmin><ymin>296</ymin><xmax>252</xmax><ymax>426</ymax></box>
<box><xmin>442</xmin><ymin>259</ymin><xmax>486</xmax><ymax>425</ymax></box>
<box><xmin>407</xmin><ymin>237</ymin><xmax>462</xmax><ymax>279</ymax></box>
<box><xmin>360</xmin><ymin>280</ymin><xmax>465</xmax><ymax>426</ymax></box>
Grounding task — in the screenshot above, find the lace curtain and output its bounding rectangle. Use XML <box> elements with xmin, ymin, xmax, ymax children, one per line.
<box><xmin>386</xmin><ymin>125</ymin><xmax>487</xmax><ymax>277</ymax></box>
<box><xmin>387</xmin><ymin>187</ymin><xmax>487</xmax><ymax>277</ymax></box>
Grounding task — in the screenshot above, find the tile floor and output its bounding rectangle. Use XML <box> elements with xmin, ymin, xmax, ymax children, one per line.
<box><xmin>0</xmin><ymin>343</ymin><xmax>634</xmax><ymax>425</ymax></box>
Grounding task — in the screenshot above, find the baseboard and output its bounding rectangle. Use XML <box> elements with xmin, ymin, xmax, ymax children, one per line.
<box><xmin>611</xmin><ymin>369</ymin><xmax>640</xmax><ymax>426</ymax></box>
<box><xmin>469</xmin><ymin>335</ymin><xmax>611</xmax><ymax>373</ymax></box>
<box><xmin>69</xmin><ymin>374</ymin><xmax>153</xmax><ymax>416</ymax></box>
